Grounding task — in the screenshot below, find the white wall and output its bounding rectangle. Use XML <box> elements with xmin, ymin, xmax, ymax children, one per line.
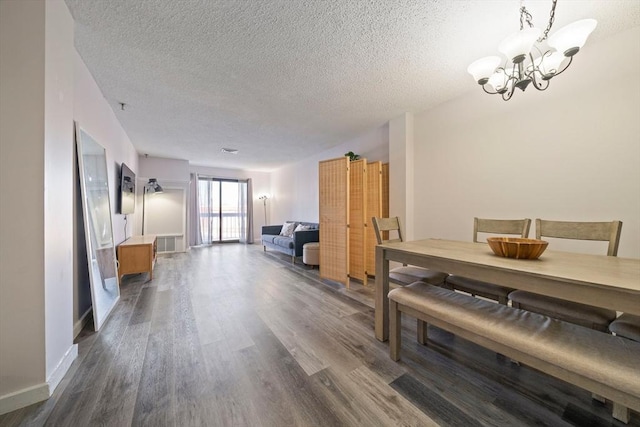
<box><xmin>0</xmin><ymin>0</ymin><xmax>47</xmax><ymax>406</ymax></box>
<box><xmin>389</xmin><ymin>113</ymin><xmax>415</xmax><ymax>239</ymax></box>
<box><xmin>412</xmin><ymin>26</ymin><xmax>640</xmax><ymax>258</ymax></box>
<box><xmin>139</xmin><ymin>156</ymin><xmax>189</xmax><ymax>183</ymax></box>
<box><xmin>145</xmin><ymin>188</ymin><xmax>184</xmax><ymax>235</ymax></box>
<box><xmin>74</xmin><ymin>53</ymin><xmax>139</xmax><ymax>246</ymax></box>
<box><xmin>136</xmin><ymin>156</ymin><xmax>189</xmax><ymax>241</ymax></box>
<box><xmin>270</xmin><ymin>124</ymin><xmax>389</xmax><ymax>225</ymax></box>
<box><xmin>0</xmin><ymin>0</ymin><xmax>77</xmax><ymax>413</ymax></box>
<box><xmin>43</xmin><ymin>0</ymin><xmax>75</xmax><ymax>392</ymax></box>
<box><xmin>73</xmin><ymin>51</ymin><xmax>139</xmax><ymax>333</ymax></box>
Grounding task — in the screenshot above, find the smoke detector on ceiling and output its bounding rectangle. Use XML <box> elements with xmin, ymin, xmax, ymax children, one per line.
<box><xmin>220</xmin><ymin>148</ymin><xmax>239</xmax><ymax>154</ymax></box>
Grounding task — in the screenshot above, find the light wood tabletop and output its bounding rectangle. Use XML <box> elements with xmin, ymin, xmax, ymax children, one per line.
<box><xmin>118</xmin><ymin>235</ymin><xmax>158</xmax><ymax>246</ymax></box>
<box><xmin>375</xmin><ymin>239</ymin><xmax>640</xmax><ymax>341</ymax></box>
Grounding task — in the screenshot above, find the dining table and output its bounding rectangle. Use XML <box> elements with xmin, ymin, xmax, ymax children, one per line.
<box><xmin>375</xmin><ymin>239</ymin><xmax>640</xmax><ymax>342</ymax></box>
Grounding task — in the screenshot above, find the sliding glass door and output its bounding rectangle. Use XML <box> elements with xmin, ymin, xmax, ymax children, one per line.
<box><xmin>198</xmin><ymin>178</ymin><xmax>244</xmax><ymax>242</ymax></box>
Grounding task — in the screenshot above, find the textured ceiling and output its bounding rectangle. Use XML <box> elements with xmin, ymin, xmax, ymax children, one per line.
<box><xmin>65</xmin><ymin>0</ymin><xmax>640</xmax><ymax>171</ymax></box>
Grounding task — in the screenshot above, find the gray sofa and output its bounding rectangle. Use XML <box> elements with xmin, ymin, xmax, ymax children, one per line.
<box><xmin>261</xmin><ymin>222</ymin><xmax>319</xmax><ymax>263</ymax></box>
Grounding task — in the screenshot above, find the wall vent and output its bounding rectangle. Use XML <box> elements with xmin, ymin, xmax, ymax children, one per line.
<box><xmin>156</xmin><ymin>234</ymin><xmax>184</xmax><ymax>253</ymax></box>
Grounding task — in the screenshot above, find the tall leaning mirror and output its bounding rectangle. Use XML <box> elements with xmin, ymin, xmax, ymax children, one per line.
<box><xmin>76</xmin><ymin>123</ymin><xmax>120</xmax><ymax>330</ymax></box>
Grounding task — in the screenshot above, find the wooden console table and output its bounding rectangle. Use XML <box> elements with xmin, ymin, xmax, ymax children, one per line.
<box><xmin>117</xmin><ymin>235</ymin><xmax>157</xmax><ymax>280</ymax></box>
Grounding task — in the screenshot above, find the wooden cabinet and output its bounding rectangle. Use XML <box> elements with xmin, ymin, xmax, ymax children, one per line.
<box><xmin>117</xmin><ymin>235</ymin><xmax>157</xmax><ymax>280</ymax></box>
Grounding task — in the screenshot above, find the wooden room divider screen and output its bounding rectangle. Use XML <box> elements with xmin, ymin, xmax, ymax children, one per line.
<box><xmin>319</xmin><ymin>157</ymin><xmax>349</xmax><ymax>286</ymax></box>
<box><xmin>365</xmin><ymin>161</ymin><xmax>382</xmax><ymax>281</ymax></box>
<box><xmin>349</xmin><ymin>159</ymin><xmax>367</xmax><ymax>283</ymax></box>
<box><xmin>320</xmin><ymin>157</ymin><xmax>389</xmax><ymax>288</ymax></box>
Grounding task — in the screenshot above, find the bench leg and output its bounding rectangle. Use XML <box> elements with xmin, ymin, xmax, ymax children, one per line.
<box><xmin>390</xmin><ymin>300</ymin><xmax>401</xmax><ymax>361</ymax></box>
<box><xmin>498</xmin><ymin>296</ymin><xmax>508</xmax><ymax>305</ymax></box>
<box><xmin>417</xmin><ymin>319</ymin><xmax>428</xmax><ymax>345</ymax></box>
<box><xmin>263</xmin><ymin>246</ymin><xmax>266</xmax><ymax>251</ymax></box>
<box><xmin>508</xmin><ymin>298</ymin><xmax>521</xmax><ymax>365</ymax></box>
<box><xmin>613</xmin><ymin>402</ymin><xmax>630</xmax><ymax>424</ymax></box>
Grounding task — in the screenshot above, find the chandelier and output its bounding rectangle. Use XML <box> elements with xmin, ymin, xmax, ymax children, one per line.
<box><xmin>467</xmin><ymin>0</ymin><xmax>597</xmax><ymax>101</ymax></box>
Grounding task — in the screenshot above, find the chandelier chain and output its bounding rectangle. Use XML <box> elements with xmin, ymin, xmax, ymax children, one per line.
<box><xmin>541</xmin><ymin>0</ymin><xmax>557</xmax><ymax>41</ymax></box>
<box><xmin>519</xmin><ymin>6</ymin><xmax>533</xmax><ymax>30</ymax></box>
<box><xmin>519</xmin><ymin>0</ymin><xmax>557</xmax><ymax>42</ymax></box>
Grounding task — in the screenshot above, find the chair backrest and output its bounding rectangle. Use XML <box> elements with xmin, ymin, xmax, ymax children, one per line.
<box><xmin>535</xmin><ymin>219</ymin><xmax>622</xmax><ymax>256</ymax></box>
<box><xmin>372</xmin><ymin>217</ymin><xmax>404</xmax><ymax>244</ymax></box>
<box><xmin>473</xmin><ymin>218</ymin><xmax>531</xmax><ymax>243</ymax></box>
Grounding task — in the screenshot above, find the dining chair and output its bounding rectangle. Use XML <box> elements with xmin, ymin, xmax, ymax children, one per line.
<box><xmin>445</xmin><ymin>217</ymin><xmax>532</xmax><ymax>305</ymax></box>
<box><xmin>372</xmin><ymin>216</ymin><xmax>449</xmax><ymax>345</ymax></box>
<box><xmin>509</xmin><ymin>220</ymin><xmax>623</xmax><ymax>410</ymax></box>
<box><xmin>609</xmin><ymin>313</ymin><xmax>640</xmax><ymax>342</ymax></box>
<box><xmin>372</xmin><ymin>217</ymin><xmax>449</xmax><ymax>287</ymax></box>
<box><xmin>509</xmin><ymin>219</ymin><xmax>622</xmax><ymax>332</ymax></box>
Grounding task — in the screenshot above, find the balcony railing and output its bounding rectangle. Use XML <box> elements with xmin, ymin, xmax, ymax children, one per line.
<box><xmin>199</xmin><ymin>212</ymin><xmax>243</xmax><ymax>242</ymax></box>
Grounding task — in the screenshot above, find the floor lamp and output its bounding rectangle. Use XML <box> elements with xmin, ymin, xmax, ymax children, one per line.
<box><xmin>258</xmin><ymin>194</ymin><xmax>269</xmax><ymax>224</ymax></box>
<box><xmin>142</xmin><ymin>178</ymin><xmax>163</xmax><ymax>235</ymax></box>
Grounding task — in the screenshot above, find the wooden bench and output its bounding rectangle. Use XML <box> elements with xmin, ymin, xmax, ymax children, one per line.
<box><xmin>389</xmin><ymin>283</ymin><xmax>640</xmax><ymax>423</ymax></box>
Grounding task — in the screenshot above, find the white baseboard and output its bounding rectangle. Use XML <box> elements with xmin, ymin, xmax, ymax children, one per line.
<box><xmin>0</xmin><ymin>383</ymin><xmax>49</xmax><ymax>415</ymax></box>
<box><xmin>0</xmin><ymin>344</ymin><xmax>78</xmax><ymax>415</ymax></box>
<box><xmin>47</xmin><ymin>344</ymin><xmax>78</xmax><ymax>395</ymax></box>
<box><xmin>74</xmin><ymin>307</ymin><xmax>92</xmax><ymax>338</ymax></box>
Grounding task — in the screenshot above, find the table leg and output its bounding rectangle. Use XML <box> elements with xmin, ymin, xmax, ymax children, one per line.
<box><xmin>375</xmin><ymin>246</ymin><xmax>390</xmax><ymax>341</ymax></box>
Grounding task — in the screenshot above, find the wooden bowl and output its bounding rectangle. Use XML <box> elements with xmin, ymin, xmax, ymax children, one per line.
<box><xmin>486</xmin><ymin>237</ymin><xmax>549</xmax><ymax>260</ymax></box>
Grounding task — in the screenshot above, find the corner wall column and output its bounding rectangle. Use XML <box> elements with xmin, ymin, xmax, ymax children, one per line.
<box><xmin>0</xmin><ymin>0</ymin><xmax>76</xmax><ymax>414</ymax></box>
<box><xmin>388</xmin><ymin>113</ymin><xmax>415</xmax><ymax>240</ymax></box>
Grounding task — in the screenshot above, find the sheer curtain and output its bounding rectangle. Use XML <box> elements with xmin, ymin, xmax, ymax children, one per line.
<box><xmin>188</xmin><ymin>173</ymin><xmax>202</xmax><ymax>247</ymax></box>
<box><xmin>238</xmin><ymin>178</ymin><xmax>254</xmax><ymax>243</ymax></box>
<box><xmin>198</xmin><ymin>178</ymin><xmax>216</xmax><ymax>244</ymax></box>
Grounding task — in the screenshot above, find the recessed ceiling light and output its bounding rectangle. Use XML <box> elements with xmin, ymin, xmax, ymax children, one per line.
<box><xmin>220</xmin><ymin>148</ymin><xmax>239</xmax><ymax>154</ymax></box>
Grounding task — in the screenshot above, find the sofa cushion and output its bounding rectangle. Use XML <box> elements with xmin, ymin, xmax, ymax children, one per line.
<box><xmin>273</xmin><ymin>236</ymin><xmax>294</xmax><ymax>249</ymax></box>
<box><xmin>298</xmin><ymin>222</ymin><xmax>319</xmax><ymax>230</ymax></box>
<box><xmin>294</xmin><ymin>224</ymin><xmax>314</xmax><ymax>232</ymax></box>
<box><xmin>280</xmin><ymin>221</ymin><xmax>297</xmax><ymax>237</ymax></box>
<box><xmin>262</xmin><ymin>235</ymin><xmax>276</xmax><ymax>244</ymax></box>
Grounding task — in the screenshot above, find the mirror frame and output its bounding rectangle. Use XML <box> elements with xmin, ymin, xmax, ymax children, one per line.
<box><xmin>75</xmin><ymin>122</ymin><xmax>120</xmax><ymax>330</ymax></box>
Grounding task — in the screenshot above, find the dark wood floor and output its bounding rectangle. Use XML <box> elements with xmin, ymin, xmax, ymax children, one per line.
<box><xmin>2</xmin><ymin>244</ymin><xmax>638</xmax><ymax>427</ymax></box>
